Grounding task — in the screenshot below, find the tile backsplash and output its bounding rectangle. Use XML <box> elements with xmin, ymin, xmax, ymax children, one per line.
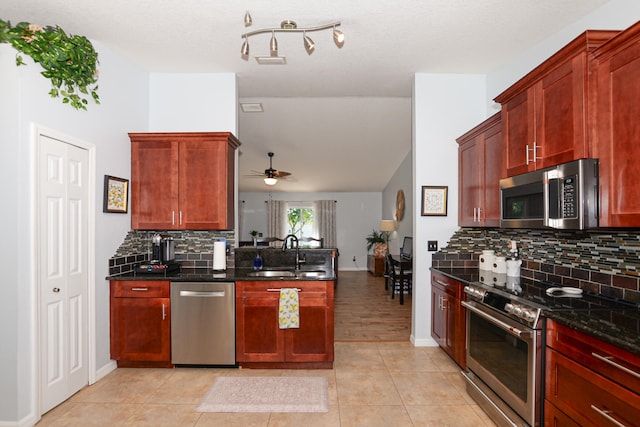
<box><xmin>432</xmin><ymin>228</ymin><xmax>640</xmax><ymax>304</ymax></box>
<box><xmin>109</xmin><ymin>230</ymin><xmax>235</xmax><ymax>276</ymax></box>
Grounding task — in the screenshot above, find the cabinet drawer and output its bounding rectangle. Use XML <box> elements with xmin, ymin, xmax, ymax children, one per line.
<box><xmin>112</xmin><ymin>281</ymin><xmax>170</xmax><ymax>298</ymax></box>
<box><xmin>546</xmin><ymin>348</ymin><xmax>640</xmax><ymax>427</ymax></box>
<box><xmin>547</xmin><ymin>319</ymin><xmax>640</xmax><ymax>394</ymax></box>
<box><xmin>431</xmin><ymin>272</ymin><xmax>461</xmax><ymax>298</ymax></box>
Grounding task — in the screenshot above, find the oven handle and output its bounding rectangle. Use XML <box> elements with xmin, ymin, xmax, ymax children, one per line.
<box><xmin>461</xmin><ymin>301</ymin><xmax>532</xmax><ymax>339</ymax></box>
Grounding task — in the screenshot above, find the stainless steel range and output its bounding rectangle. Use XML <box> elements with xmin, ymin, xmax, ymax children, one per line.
<box><xmin>461</xmin><ymin>275</ymin><xmax>624</xmax><ymax>427</ymax></box>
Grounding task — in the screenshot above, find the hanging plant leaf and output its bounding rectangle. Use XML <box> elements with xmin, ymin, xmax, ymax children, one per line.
<box><xmin>0</xmin><ymin>19</ymin><xmax>100</xmax><ymax>110</ymax></box>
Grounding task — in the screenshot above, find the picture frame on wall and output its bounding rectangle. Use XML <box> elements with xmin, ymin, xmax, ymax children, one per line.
<box><xmin>103</xmin><ymin>175</ymin><xmax>129</xmax><ymax>213</ymax></box>
<box><xmin>421</xmin><ymin>186</ymin><xmax>448</xmax><ymax>216</ymax></box>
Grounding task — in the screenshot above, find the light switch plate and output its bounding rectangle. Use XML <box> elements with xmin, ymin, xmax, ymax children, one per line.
<box><xmin>427</xmin><ymin>240</ymin><xmax>438</xmax><ymax>251</ymax></box>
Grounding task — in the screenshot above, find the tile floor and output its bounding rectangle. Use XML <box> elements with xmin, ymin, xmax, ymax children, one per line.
<box><xmin>37</xmin><ymin>272</ymin><xmax>497</xmax><ymax>426</ymax></box>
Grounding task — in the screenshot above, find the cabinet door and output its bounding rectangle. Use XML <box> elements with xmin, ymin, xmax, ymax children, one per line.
<box><xmin>536</xmin><ymin>57</ymin><xmax>589</xmax><ymax>169</ymax></box>
<box><xmin>502</xmin><ymin>90</ymin><xmax>534</xmax><ymax>176</ymax></box>
<box><xmin>131</xmin><ymin>140</ymin><xmax>179</xmax><ymax>229</ymax></box>
<box><xmin>286</xmin><ymin>282</ymin><xmax>334</xmax><ymax>362</ymax></box>
<box><xmin>179</xmin><ymin>138</ymin><xmax>234</xmax><ymax>230</ymax></box>
<box><xmin>592</xmin><ymin>33</ymin><xmax>640</xmax><ymax>227</ymax></box>
<box><xmin>110</xmin><ymin>296</ymin><xmax>171</xmax><ymax>362</ymax></box>
<box><xmin>235</xmin><ymin>282</ymin><xmax>285</xmax><ymax>362</ymax></box>
<box><xmin>544</xmin><ymin>401</ymin><xmax>581</xmax><ymax>427</ymax></box>
<box><xmin>458</xmin><ymin>136</ymin><xmax>481</xmax><ymax>226</ymax></box>
<box><xmin>431</xmin><ymin>283</ymin><xmax>447</xmax><ymax>348</ymax></box>
<box><xmin>480</xmin><ymin>117</ymin><xmax>504</xmax><ymax>227</ymax></box>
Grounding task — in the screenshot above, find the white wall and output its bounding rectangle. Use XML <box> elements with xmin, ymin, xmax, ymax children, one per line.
<box><xmin>0</xmin><ymin>45</ymin><xmax>239</xmax><ymax>424</ymax></box>
<box><xmin>0</xmin><ymin>41</ymin><xmax>149</xmax><ymax>424</ymax></box>
<box><xmin>239</xmin><ymin>192</ymin><xmax>381</xmax><ymax>270</ymax></box>
<box><xmin>412</xmin><ymin>74</ymin><xmax>487</xmax><ymax>345</ymax></box>
<box><xmin>382</xmin><ymin>152</ymin><xmax>413</xmax><ymax>254</ymax></box>
<box><xmin>148</xmin><ymin>73</ymin><xmax>237</xmax><ymax>132</ymax></box>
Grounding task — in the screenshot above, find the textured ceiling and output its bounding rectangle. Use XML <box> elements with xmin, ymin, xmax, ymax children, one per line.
<box><xmin>2</xmin><ymin>0</ymin><xmax>610</xmax><ymax>192</ymax></box>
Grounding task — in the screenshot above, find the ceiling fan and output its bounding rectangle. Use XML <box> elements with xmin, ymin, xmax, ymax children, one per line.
<box><xmin>248</xmin><ymin>152</ymin><xmax>292</xmax><ymax>186</ymax></box>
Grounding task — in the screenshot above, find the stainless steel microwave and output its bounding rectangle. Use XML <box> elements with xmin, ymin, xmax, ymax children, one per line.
<box><xmin>500</xmin><ymin>158</ymin><xmax>599</xmax><ymax>230</ymax></box>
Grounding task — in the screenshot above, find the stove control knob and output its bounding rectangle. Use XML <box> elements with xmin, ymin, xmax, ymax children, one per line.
<box><xmin>512</xmin><ymin>305</ymin><xmax>523</xmax><ymax>316</ymax></box>
<box><xmin>522</xmin><ymin>310</ymin><xmax>536</xmax><ymax>323</ymax></box>
<box><xmin>504</xmin><ymin>303</ymin><xmax>514</xmax><ymax>313</ymax></box>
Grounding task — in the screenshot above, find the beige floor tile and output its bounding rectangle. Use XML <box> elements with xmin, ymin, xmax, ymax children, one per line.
<box><xmin>442</xmin><ymin>371</ymin><xmax>477</xmax><ymax>405</ymax></box>
<box><xmin>378</xmin><ymin>346</ymin><xmax>440</xmax><ymax>372</ymax></box>
<box><xmin>423</xmin><ymin>347</ymin><xmax>462</xmax><ymax>372</ymax></box>
<box><xmin>38</xmin><ymin>402</ymin><xmax>140</xmax><ymax>426</ymax></box>
<box><xmin>121</xmin><ymin>404</ymin><xmax>201</xmax><ymax>426</ymax></box>
<box><xmin>335</xmin><ymin>370</ymin><xmax>402</xmax><ymax>405</ymax></box>
<box><xmin>71</xmin><ymin>368</ymin><xmax>175</xmax><ymax>404</ymax></box>
<box><xmin>391</xmin><ymin>371</ymin><xmax>469</xmax><ymax>406</ymax></box>
<box><xmin>195</xmin><ymin>412</ymin><xmax>270</xmax><ymax>427</ymax></box>
<box><xmin>146</xmin><ymin>368</ymin><xmax>219</xmax><ymax>405</ymax></box>
<box><xmin>267</xmin><ymin>406</ymin><xmax>341</xmax><ymax>427</ymax></box>
<box><xmin>338</xmin><ymin>405</ymin><xmax>414</xmax><ymax>427</ymax></box>
<box><xmin>406</xmin><ymin>404</ymin><xmax>497</xmax><ymax>426</ymax></box>
<box><xmin>333</xmin><ymin>342</ymin><xmax>387</xmax><ymax>372</ymax></box>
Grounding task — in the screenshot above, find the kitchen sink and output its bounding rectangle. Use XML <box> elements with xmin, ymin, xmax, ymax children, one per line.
<box><xmin>246</xmin><ymin>269</ymin><xmax>329</xmax><ymax>279</ymax></box>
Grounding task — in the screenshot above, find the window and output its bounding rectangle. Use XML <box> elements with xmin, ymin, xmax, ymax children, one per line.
<box><xmin>286</xmin><ymin>202</ymin><xmax>319</xmax><ymax>247</ymax></box>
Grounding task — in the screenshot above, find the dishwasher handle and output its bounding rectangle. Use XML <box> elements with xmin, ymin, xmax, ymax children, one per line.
<box><xmin>178</xmin><ymin>290</ymin><xmax>226</xmax><ymax>297</ymax></box>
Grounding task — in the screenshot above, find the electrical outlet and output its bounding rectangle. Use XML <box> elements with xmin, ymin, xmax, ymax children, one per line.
<box><xmin>352</xmin><ymin>256</ymin><xmax>356</xmax><ymax>262</ymax></box>
<box><xmin>427</xmin><ymin>240</ymin><xmax>438</xmax><ymax>251</ymax></box>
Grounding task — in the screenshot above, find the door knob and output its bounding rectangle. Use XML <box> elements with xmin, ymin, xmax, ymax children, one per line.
<box><xmin>53</xmin><ymin>287</ymin><xmax>60</xmax><ymax>293</ymax></box>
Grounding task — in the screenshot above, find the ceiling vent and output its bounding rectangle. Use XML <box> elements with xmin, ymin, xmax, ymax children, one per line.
<box><xmin>255</xmin><ymin>56</ymin><xmax>287</xmax><ymax>65</ymax></box>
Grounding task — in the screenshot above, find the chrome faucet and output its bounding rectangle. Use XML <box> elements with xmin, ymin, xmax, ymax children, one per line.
<box><xmin>282</xmin><ymin>234</ymin><xmax>306</xmax><ymax>270</ymax></box>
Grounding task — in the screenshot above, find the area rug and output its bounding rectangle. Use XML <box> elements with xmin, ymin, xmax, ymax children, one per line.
<box><xmin>196</xmin><ymin>376</ymin><xmax>329</xmax><ymax>413</ymax></box>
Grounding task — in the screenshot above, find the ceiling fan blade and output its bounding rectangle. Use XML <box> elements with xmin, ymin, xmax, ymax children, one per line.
<box><xmin>272</xmin><ymin>170</ymin><xmax>291</xmax><ymax>178</ymax></box>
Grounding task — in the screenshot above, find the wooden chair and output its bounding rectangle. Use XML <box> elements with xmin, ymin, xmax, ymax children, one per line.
<box><xmin>386</xmin><ymin>253</ymin><xmax>412</xmax><ymax>304</ymax></box>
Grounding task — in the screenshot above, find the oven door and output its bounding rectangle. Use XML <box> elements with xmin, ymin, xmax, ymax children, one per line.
<box><xmin>461</xmin><ymin>300</ymin><xmax>541</xmax><ymax>426</ymax></box>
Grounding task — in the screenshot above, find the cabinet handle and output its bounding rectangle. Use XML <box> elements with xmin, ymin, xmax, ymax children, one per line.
<box><xmin>162</xmin><ymin>303</ymin><xmax>167</xmax><ymax>320</ymax></box>
<box><xmin>179</xmin><ymin>211</ymin><xmax>183</xmax><ymax>225</ymax></box>
<box><xmin>477</xmin><ymin>207</ymin><xmax>482</xmax><ymax>222</ymax></box>
<box><xmin>592</xmin><ymin>352</ymin><xmax>640</xmax><ymax>379</ymax></box>
<box><xmin>473</xmin><ymin>207</ymin><xmax>477</xmax><ymax>222</ymax></box>
<box><xmin>442</xmin><ymin>297</ymin><xmax>447</xmax><ymax>310</ymax></box>
<box><xmin>172</xmin><ymin>211</ymin><xmax>175</xmax><ymax>225</ymax></box>
<box><xmin>590</xmin><ymin>404</ymin><xmax>628</xmax><ymax>427</ymax></box>
<box><xmin>526</xmin><ymin>142</ymin><xmax>540</xmax><ymax>165</ymax></box>
<box><xmin>267</xmin><ymin>288</ymin><xmax>303</xmax><ymax>292</ymax></box>
<box><xmin>435</xmin><ymin>279</ymin><xmax>450</xmax><ymax>288</ymax></box>
<box><xmin>131</xmin><ymin>287</ymin><xmax>148</xmax><ymax>292</ymax></box>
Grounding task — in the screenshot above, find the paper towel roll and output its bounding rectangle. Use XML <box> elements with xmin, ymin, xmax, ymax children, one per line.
<box><xmin>213</xmin><ymin>241</ymin><xmax>226</xmax><ymax>271</ymax></box>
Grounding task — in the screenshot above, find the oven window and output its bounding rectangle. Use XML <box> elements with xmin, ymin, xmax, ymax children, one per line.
<box><xmin>468</xmin><ymin>311</ymin><xmax>529</xmax><ymax>401</ymax></box>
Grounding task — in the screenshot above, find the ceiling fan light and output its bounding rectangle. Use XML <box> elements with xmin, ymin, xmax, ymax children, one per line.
<box><xmin>303</xmin><ymin>32</ymin><xmax>315</xmax><ymax>55</ymax></box>
<box><xmin>264</xmin><ymin>177</ymin><xmax>278</xmax><ymax>186</ymax></box>
<box><xmin>241</xmin><ymin>37</ymin><xmax>249</xmax><ymax>59</ymax></box>
<box><xmin>270</xmin><ymin>31</ymin><xmax>278</xmax><ymax>57</ymax></box>
<box><xmin>333</xmin><ymin>27</ymin><xmax>345</xmax><ymax>47</ymax></box>
<box><xmin>244</xmin><ymin>11</ymin><xmax>252</xmax><ymax>27</ymax></box>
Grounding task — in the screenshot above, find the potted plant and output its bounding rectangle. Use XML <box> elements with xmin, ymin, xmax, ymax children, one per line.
<box><xmin>366</xmin><ymin>229</ymin><xmax>387</xmax><ymax>258</ymax></box>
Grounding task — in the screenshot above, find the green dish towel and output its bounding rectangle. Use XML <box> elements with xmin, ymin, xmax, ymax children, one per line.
<box><xmin>279</xmin><ymin>288</ymin><xmax>300</xmax><ymax>329</ymax></box>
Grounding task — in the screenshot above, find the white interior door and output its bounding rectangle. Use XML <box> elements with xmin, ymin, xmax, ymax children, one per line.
<box><xmin>39</xmin><ymin>134</ymin><xmax>89</xmax><ymax>413</ymax></box>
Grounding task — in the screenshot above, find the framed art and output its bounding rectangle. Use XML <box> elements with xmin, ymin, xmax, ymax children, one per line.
<box><xmin>103</xmin><ymin>175</ymin><xmax>129</xmax><ymax>213</ymax></box>
<box><xmin>421</xmin><ymin>186</ymin><xmax>448</xmax><ymax>216</ymax></box>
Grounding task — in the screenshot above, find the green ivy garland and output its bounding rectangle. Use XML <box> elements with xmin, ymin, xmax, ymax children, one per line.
<box><xmin>0</xmin><ymin>19</ymin><xmax>100</xmax><ymax>110</ymax></box>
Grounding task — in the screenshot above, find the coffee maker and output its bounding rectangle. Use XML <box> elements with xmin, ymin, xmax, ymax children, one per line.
<box><xmin>151</xmin><ymin>234</ymin><xmax>175</xmax><ymax>264</ymax></box>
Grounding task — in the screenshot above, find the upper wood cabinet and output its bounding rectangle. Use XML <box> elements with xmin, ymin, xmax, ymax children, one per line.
<box><xmin>129</xmin><ymin>132</ymin><xmax>240</xmax><ymax>230</ymax></box>
<box><xmin>494</xmin><ymin>30</ymin><xmax>619</xmax><ymax>177</ymax></box>
<box><xmin>591</xmin><ymin>21</ymin><xmax>640</xmax><ymax>227</ymax></box>
<box><xmin>457</xmin><ymin>112</ymin><xmax>504</xmax><ymax>227</ymax></box>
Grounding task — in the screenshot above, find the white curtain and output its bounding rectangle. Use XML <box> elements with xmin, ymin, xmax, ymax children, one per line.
<box><xmin>316</xmin><ymin>200</ymin><xmax>337</xmax><ymax>248</ymax></box>
<box><xmin>267</xmin><ymin>200</ymin><xmax>286</xmax><ymax>243</ymax></box>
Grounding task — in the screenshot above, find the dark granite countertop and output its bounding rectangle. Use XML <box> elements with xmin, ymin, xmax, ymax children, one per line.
<box><xmin>432</xmin><ymin>267</ymin><xmax>640</xmax><ymax>356</ymax></box>
<box><xmin>107</xmin><ymin>267</ymin><xmax>336</xmax><ymax>282</ymax></box>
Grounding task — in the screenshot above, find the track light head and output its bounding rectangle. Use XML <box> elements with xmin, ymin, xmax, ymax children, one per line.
<box><xmin>333</xmin><ymin>27</ymin><xmax>345</xmax><ymax>48</ymax></box>
<box><xmin>270</xmin><ymin>31</ymin><xmax>278</xmax><ymax>57</ymax></box>
<box><xmin>241</xmin><ymin>37</ymin><xmax>249</xmax><ymax>60</ymax></box>
<box><xmin>303</xmin><ymin>32</ymin><xmax>315</xmax><ymax>55</ymax></box>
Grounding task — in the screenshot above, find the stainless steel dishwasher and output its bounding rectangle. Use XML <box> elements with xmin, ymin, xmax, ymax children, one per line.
<box><xmin>170</xmin><ymin>282</ymin><xmax>236</xmax><ymax>365</ymax></box>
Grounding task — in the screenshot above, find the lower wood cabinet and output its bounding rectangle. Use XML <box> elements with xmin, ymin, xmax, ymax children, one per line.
<box><xmin>545</xmin><ymin>319</ymin><xmax>640</xmax><ymax>426</ymax></box>
<box><xmin>110</xmin><ymin>280</ymin><xmax>172</xmax><ymax>367</ymax></box>
<box><xmin>235</xmin><ymin>280</ymin><xmax>334</xmax><ymax>368</ymax></box>
<box><xmin>430</xmin><ymin>271</ymin><xmax>466</xmax><ymax>369</ymax></box>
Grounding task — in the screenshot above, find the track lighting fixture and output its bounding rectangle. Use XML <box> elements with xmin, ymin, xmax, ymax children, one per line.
<box><xmin>240</xmin><ymin>13</ymin><xmax>344</xmax><ymax>60</ymax></box>
<box><xmin>303</xmin><ymin>31</ymin><xmax>315</xmax><ymax>55</ymax></box>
